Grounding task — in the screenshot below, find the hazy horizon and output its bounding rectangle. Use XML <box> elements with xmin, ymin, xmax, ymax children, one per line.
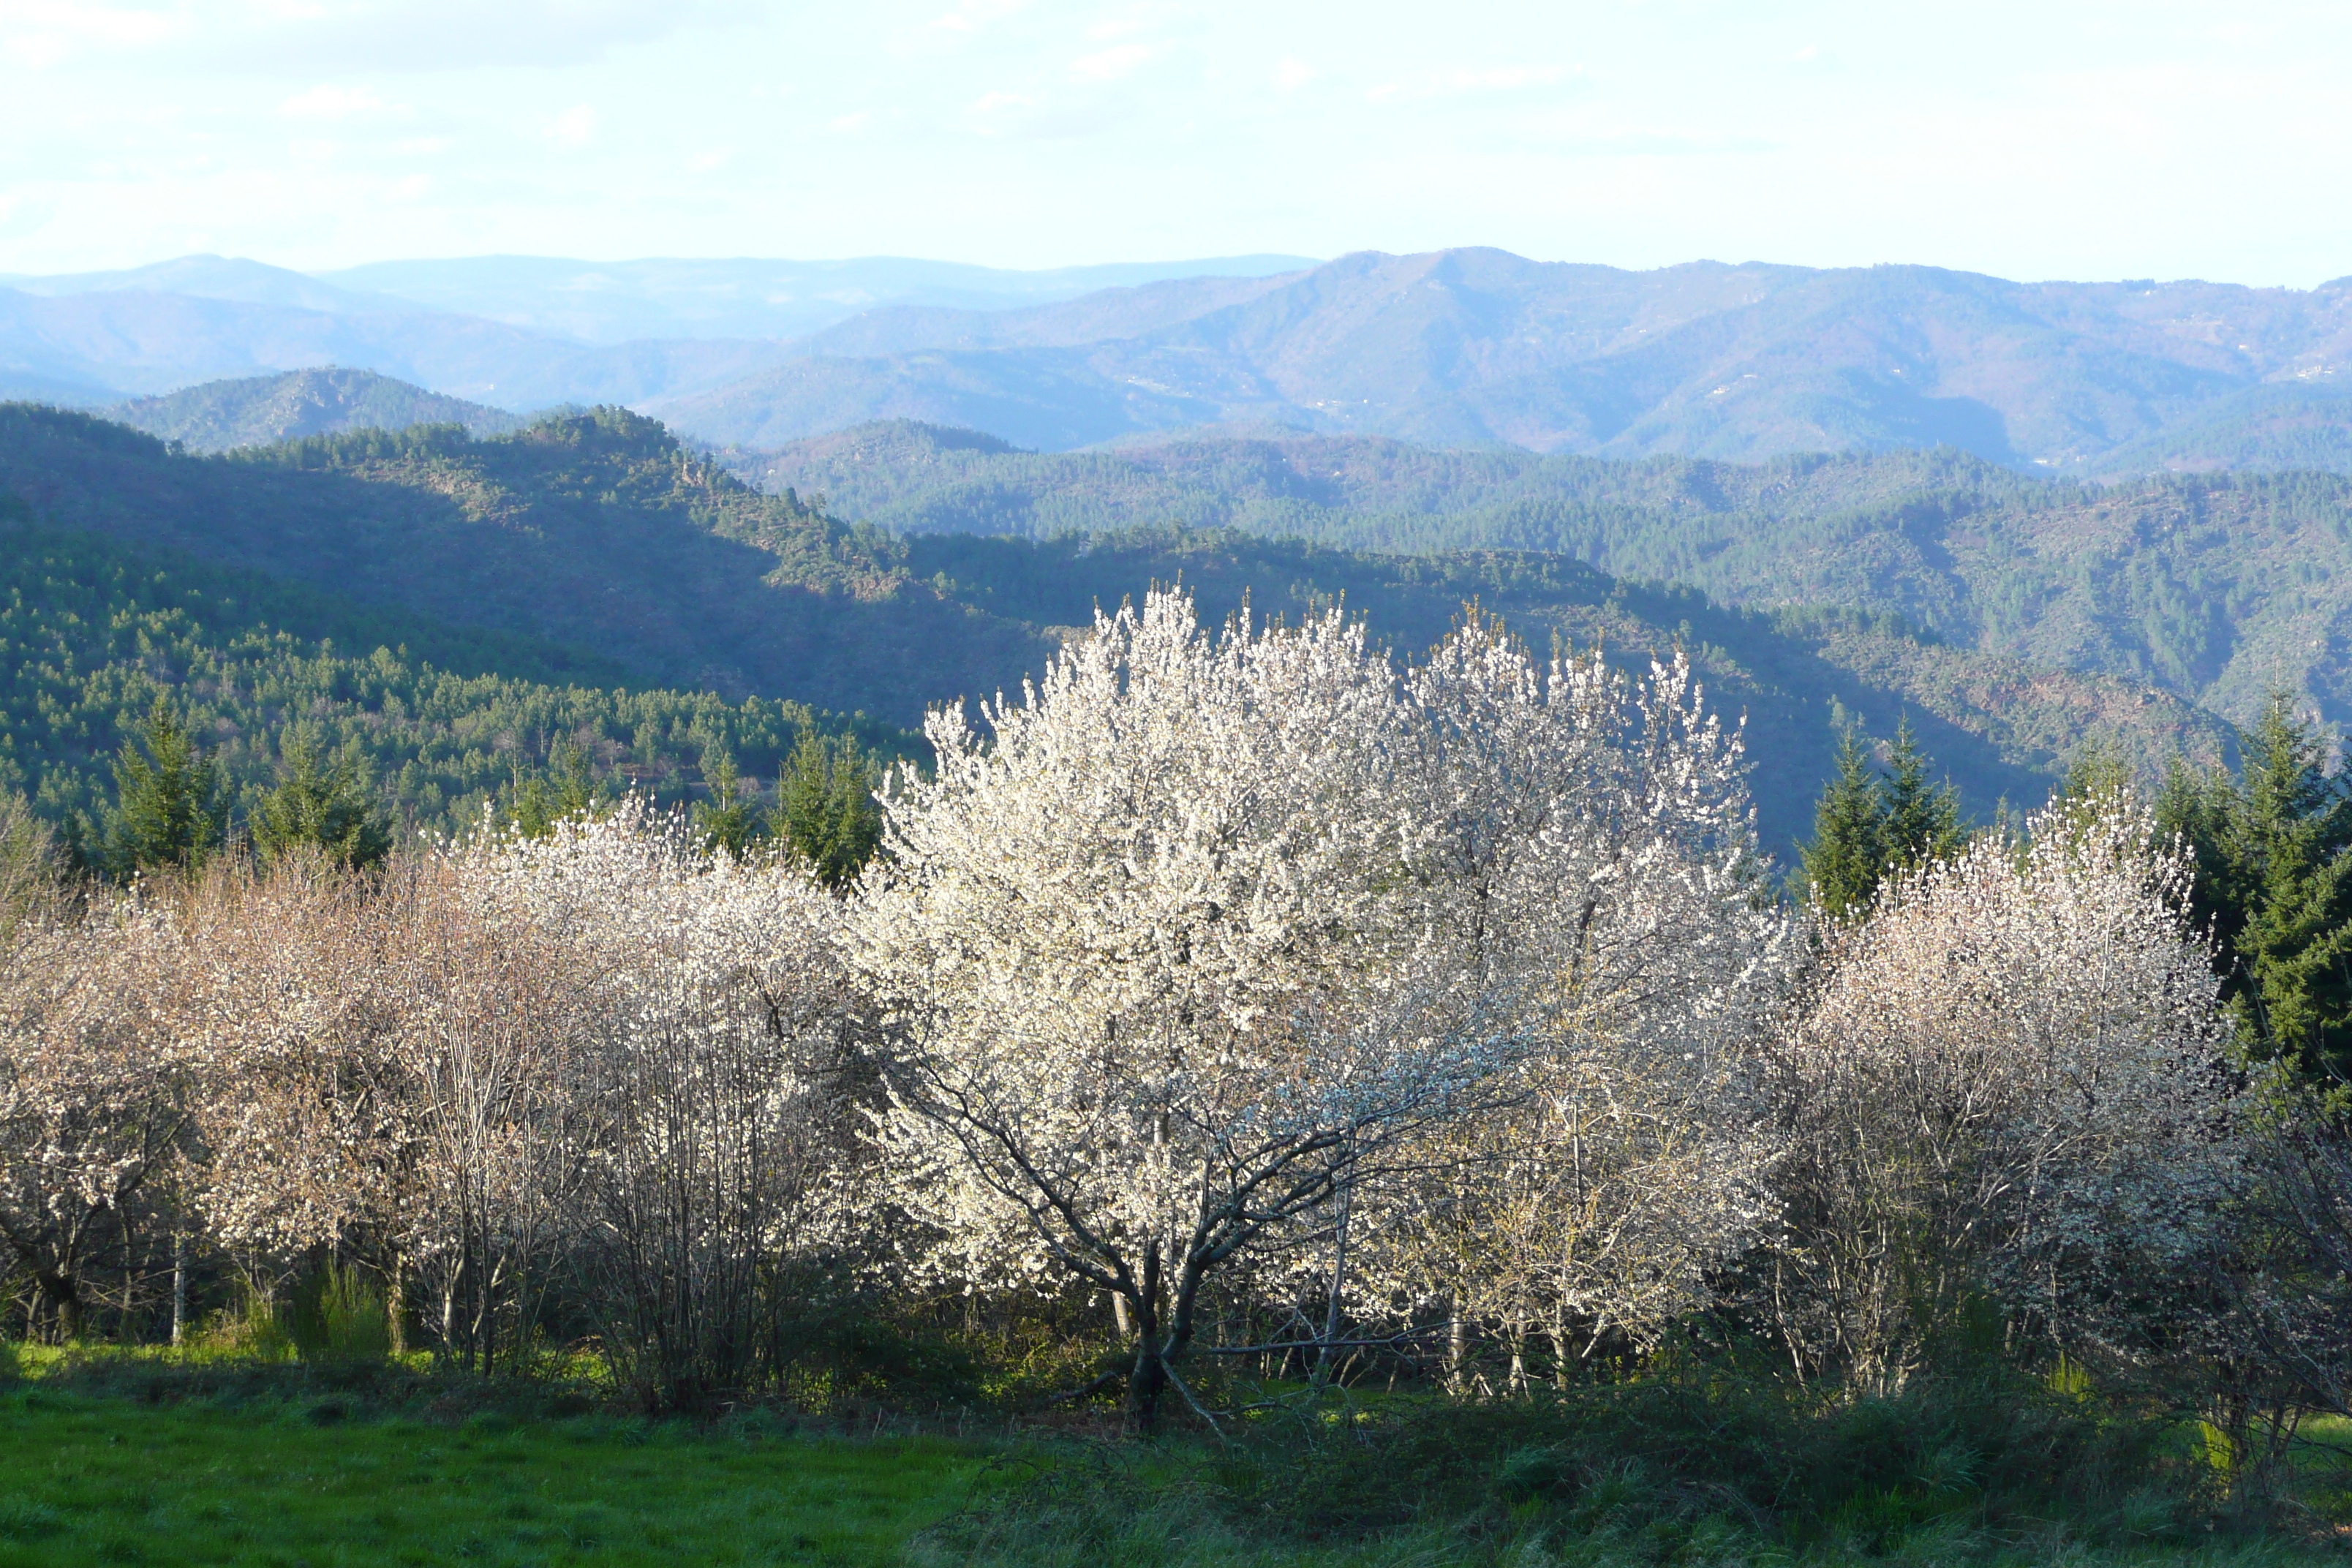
<box><xmin>2</xmin><ymin>1</ymin><xmax>2346</xmax><ymax>289</ymax></box>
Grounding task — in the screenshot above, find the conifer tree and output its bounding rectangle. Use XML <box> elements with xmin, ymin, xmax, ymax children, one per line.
<box><xmin>1799</xmin><ymin>728</ymin><xmax>1888</xmax><ymax>922</ymax></box>
<box><xmin>2157</xmin><ymin>694</ymin><xmax>2352</xmax><ymax>1079</ymax></box>
<box><xmin>774</xmin><ymin>731</ymin><xmax>881</xmax><ymax>891</ymax></box>
<box><xmin>508</xmin><ymin>739</ymin><xmax>603</xmax><ymax>840</ymax></box>
<box><xmin>693</xmin><ymin>745</ymin><xmax>766</xmax><ymax>862</ymax></box>
<box><xmin>108</xmin><ymin>701</ymin><xmax>227</xmax><ymax>876</ymax></box>
<box><xmin>1880</xmin><ymin>718</ymin><xmax>1965</xmax><ymax>875</ymax></box>
<box><xmin>251</xmin><ymin>725</ymin><xmax>393</xmax><ymax>870</ymax></box>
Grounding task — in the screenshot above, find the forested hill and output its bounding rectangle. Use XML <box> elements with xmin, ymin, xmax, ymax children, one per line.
<box><xmin>744</xmin><ymin>420</ymin><xmax>2352</xmax><ymax>735</ymax></box>
<box><xmin>0</xmin><ymin>402</ymin><xmax>1060</xmax><ymax>726</ymax></box>
<box><xmin>0</xmin><ymin>507</ymin><xmax>902</xmax><ymax>839</ymax></box>
<box><xmin>0</xmin><ymin>402</ymin><xmax>2225</xmax><ymax>854</ymax></box>
<box><xmin>104</xmin><ymin>367</ymin><xmax>527</xmax><ymax>452</ymax></box>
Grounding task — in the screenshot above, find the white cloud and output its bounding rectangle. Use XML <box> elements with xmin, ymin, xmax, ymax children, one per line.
<box><xmin>827</xmin><ymin>109</ymin><xmax>874</xmax><ymax>132</ymax></box>
<box><xmin>1070</xmin><ymin>42</ymin><xmax>1150</xmax><ymax>81</ymax></box>
<box><xmin>1275</xmin><ymin>58</ymin><xmax>1319</xmax><ymax>91</ymax></box>
<box><xmin>1</xmin><ymin>1</ymin><xmax>188</xmax><ymax>67</ymax></box>
<box><xmin>546</xmin><ymin>103</ymin><xmax>597</xmax><ymax>146</ymax></box>
<box><xmin>1368</xmin><ymin>64</ymin><xmax>1578</xmax><ymax>103</ymax></box>
<box><xmin>929</xmin><ymin>0</ymin><xmax>1025</xmax><ymax>34</ymax></box>
<box><xmin>278</xmin><ymin>83</ymin><xmax>387</xmax><ymax>118</ymax></box>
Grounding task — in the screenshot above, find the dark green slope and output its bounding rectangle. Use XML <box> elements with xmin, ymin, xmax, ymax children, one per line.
<box><xmin>0</xmin><ymin>403</ymin><xmax>1061</xmax><ymax>728</ymax></box>
<box><xmin>744</xmin><ymin>420</ymin><xmax>2352</xmax><ymax>734</ymax></box>
<box><xmin>0</xmin><ymin>508</ymin><xmax>900</xmax><ymax>840</ymax></box>
<box><xmin>103</xmin><ymin>367</ymin><xmax>528</xmax><ymax>452</ymax></box>
<box><xmin>0</xmin><ymin>404</ymin><xmax>2226</xmax><ymax>856</ymax></box>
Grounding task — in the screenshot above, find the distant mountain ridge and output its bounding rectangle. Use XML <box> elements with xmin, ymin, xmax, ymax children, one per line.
<box><xmin>656</xmin><ymin>250</ymin><xmax>2352</xmax><ymax>466</ymax></box>
<box><xmin>7</xmin><ymin>249</ymin><xmax>2351</xmax><ymax>472</ymax></box>
<box><xmin>103</xmin><ymin>368</ymin><xmax>525</xmax><ymax>452</ymax></box>
<box><xmin>314</xmin><ymin>254</ymin><xmax>1322</xmax><ymax>345</ymax></box>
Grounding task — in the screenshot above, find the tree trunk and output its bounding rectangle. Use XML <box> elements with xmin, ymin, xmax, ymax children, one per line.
<box><xmin>1447</xmin><ymin>1297</ymin><xmax>1468</xmax><ymax>1396</ymax></box>
<box><xmin>387</xmin><ymin>1248</ymin><xmax>408</xmax><ymax>1357</ymax></box>
<box><xmin>40</xmin><ymin>1270</ymin><xmax>83</xmax><ymax>1343</ymax></box>
<box><xmin>170</xmin><ymin>1231</ymin><xmax>188</xmax><ymax>1348</ymax></box>
<box><xmin>1122</xmin><ymin>1242</ymin><xmax>1166</xmax><ymax>1434</ymax></box>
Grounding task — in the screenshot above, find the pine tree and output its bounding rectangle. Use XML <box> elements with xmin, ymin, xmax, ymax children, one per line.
<box><xmin>108</xmin><ymin>701</ymin><xmax>227</xmax><ymax>876</ymax></box>
<box><xmin>2157</xmin><ymin>695</ymin><xmax>2352</xmax><ymax>1079</ymax></box>
<box><xmin>693</xmin><ymin>745</ymin><xmax>765</xmax><ymax>862</ymax></box>
<box><xmin>1881</xmin><ymin>717</ymin><xmax>1965</xmax><ymax>875</ymax></box>
<box><xmin>1799</xmin><ymin>727</ymin><xmax>1890</xmax><ymax>922</ymax></box>
<box><xmin>508</xmin><ymin>739</ymin><xmax>603</xmax><ymax>840</ymax></box>
<box><xmin>774</xmin><ymin>731</ymin><xmax>882</xmax><ymax>891</ymax></box>
<box><xmin>251</xmin><ymin>725</ymin><xmax>393</xmax><ymax>870</ymax></box>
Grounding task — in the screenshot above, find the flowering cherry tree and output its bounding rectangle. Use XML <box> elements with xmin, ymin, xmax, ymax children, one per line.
<box><xmin>459</xmin><ymin>802</ymin><xmax>862</xmax><ymax>1406</ymax></box>
<box><xmin>0</xmin><ymin>889</ymin><xmax>195</xmax><ymax>1340</ymax></box>
<box><xmin>1360</xmin><ymin>622</ymin><xmax>1787</xmax><ymax>1382</ymax></box>
<box><xmin>1768</xmin><ymin>793</ymin><xmax>2239</xmax><ymax>1386</ymax></box>
<box><xmin>853</xmin><ymin>593</ymin><xmax>1783</xmax><ymax>1426</ymax></box>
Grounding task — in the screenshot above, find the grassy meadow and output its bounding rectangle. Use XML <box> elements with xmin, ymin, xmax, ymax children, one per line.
<box><xmin>2</xmin><ymin>1346</ymin><xmax>2348</xmax><ymax>1568</ymax></box>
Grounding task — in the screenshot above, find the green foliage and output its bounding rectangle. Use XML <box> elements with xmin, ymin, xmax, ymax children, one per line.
<box><xmin>0</xmin><ymin>520</ymin><xmax>908</xmax><ymax>845</ymax></box>
<box><xmin>0</xmin><ymin>790</ymin><xmax>54</xmax><ymax>939</ymax></box>
<box><xmin>295</xmin><ymin>1263</ymin><xmax>393</xmax><ymax>1365</ymax></box>
<box><xmin>2157</xmin><ymin>694</ymin><xmax>2352</xmax><ymax>1081</ymax></box>
<box><xmin>106</xmin><ymin>700</ymin><xmax>227</xmax><ymax>875</ymax></box>
<box><xmin>506</xmin><ymin>739</ymin><xmax>608</xmax><ymax>840</ymax></box>
<box><xmin>1882</xmin><ymin>719</ymin><xmax>1968</xmax><ymax>872</ymax></box>
<box><xmin>1799</xmin><ymin>728</ymin><xmax>1887</xmax><ymax>920</ymax></box>
<box><xmin>1189</xmin><ymin>1367</ymin><xmax>2182</xmax><ymax>1548</ymax></box>
<box><xmin>250</xmin><ymin>725</ymin><xmax>393</xmax><ymax>870</ymax></box>
<box><xmin>1798</xmin><ymin>719</ymin><xmax>1966</xmax><ymax>919</ymax></box>
<box><xmin>692</xmin><ymin>745</ymin><xmax>766</xmax><ymax>861</ymax></box>
<box><xmin>775</xmin><ymin>730</ymin><xmax>883</xmax><ymax>889</ymax></box>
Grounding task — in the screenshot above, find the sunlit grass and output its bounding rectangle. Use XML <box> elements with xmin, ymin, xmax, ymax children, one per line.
<box><xmin>0</xmin><ymin>1382</ymin><xmax>1011</xmax><ymax>1568</ymax></box>
<box><xmin>0</xmin><ymin>1354</ymin><xmax>2346</xmax><ymax>1567</ymax></box>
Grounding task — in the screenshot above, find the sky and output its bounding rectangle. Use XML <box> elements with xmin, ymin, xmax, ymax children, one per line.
<box><xmin>1</xmin><ymin>0</ymin><xmax>2348</xmax><ymax>287</ymax></box>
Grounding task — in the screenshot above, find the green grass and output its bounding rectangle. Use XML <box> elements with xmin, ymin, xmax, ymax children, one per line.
<box><xmin>0</xmin><ymin>1383</ymin><xmax>1009</xmax><ymax>1567</ymax></box>
<box><xmin>0</xmin><ymin>1357</ymin><xmax>2345</xmax><ymax>1567</ymax></box>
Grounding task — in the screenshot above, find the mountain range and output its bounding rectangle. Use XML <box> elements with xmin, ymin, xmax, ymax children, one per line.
<box><xmin>6</xmin><ymin>249</ymin><xmax>2351</xmax><ymax>472</ymax></box>
<box><xmin>0</xmin><ymin>398</ymin><xmax>2230</xmax><ymax>854</ymax></box>
<box><xmin>747</xmin><ymin>418</ymin><xmax>2352</xmax><ymax>738</ymax></box>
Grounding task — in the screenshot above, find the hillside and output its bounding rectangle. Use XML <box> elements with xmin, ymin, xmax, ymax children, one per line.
<box><xmin>652</xmin><ymin>250</ymin><xmax>2352</xmax><ymax>467</ymax></box>
<box><xmin>742</xmin><ymin>421</ymin><xmax>2352</xmax><ymax>734</ymax></box>
<box><xmin>0</xmin><ymin>404</ymin><xmax>2229</xmax><ymax>855</ymax></box>
<box><xmin>0</xmin><ymin>504</ymin><xmax>898</xmax><ymax>840</ymax></box>
<box><xmin>103</xmin><ymin>369</ymin><xmax>528</xmax><ymax>451</ymax></box>
<box><xmin>0</xmin><ymin>404</ymin><xmax>1060</xmax><ymax>725</ymax></box>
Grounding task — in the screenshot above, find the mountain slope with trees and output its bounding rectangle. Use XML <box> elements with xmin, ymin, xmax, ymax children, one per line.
<box><xmin>0</xmin><ymin>506</ymin><xmax>898</xmax><ymax>848</ymax></box>
<box><xmin>746</xmin><ymin>419</ymin><xmax>2352</xmax><ymax>734</ymax></box>
<box><xmin>0</xmin><ymin>404</ymin><xmax>2227</xmax><ymax>854</ymax></box>
<box><xmin>102</xmin><ymin>367</ymin><xmax>527</xmax><ymax>451</ymax></box>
